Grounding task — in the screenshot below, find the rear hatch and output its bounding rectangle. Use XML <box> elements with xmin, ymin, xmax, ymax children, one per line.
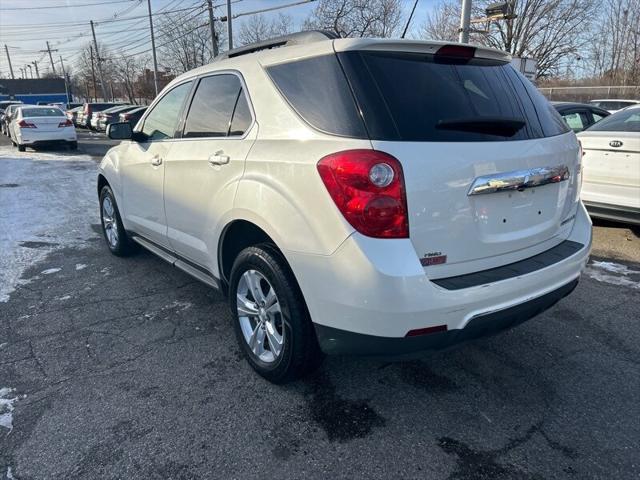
<box><xmin>336</xmin><ymin>41</ymin><xmax>581</xmax><ymax>278</ymax></box>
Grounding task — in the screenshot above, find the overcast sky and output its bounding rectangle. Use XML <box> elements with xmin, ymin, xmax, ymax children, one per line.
<box><xmin>0</xmin><ymin>0</ymin><xmax>436</xmax><ymax>78</ymax></box>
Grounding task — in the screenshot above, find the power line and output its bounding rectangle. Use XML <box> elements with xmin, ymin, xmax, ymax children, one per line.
<box><xmin>0</xmin><ymin>0</ymin><xmax>138</xmax><ymax>11</ymax></box>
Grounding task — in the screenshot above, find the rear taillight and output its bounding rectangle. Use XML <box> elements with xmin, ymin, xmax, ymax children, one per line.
<box><xmin>317</xmin><ymin>149</ymin><xmax>409</xmax><ymax>238</ymax></box>
<box><xmin>122</xmin><ymin>114</ymin><xmax>130</xmax><ymax>120</ymax></box>
<box><xmin>58</xmin><ymin>119</ymin><xmax>73</xmax><ymax>128</ymax></box>
<box><xmin>18</xmin><ymin>120</ymin><xmax>37</xmax><ymax>128</ymax></box>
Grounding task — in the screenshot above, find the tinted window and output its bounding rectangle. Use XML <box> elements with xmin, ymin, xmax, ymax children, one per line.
<box><xmin>229</xmin><ymin>90</ymin><xmax>252</xmax><ymax>136</ymax></box>
<box><xmin>267</xmin><ymin>55</ymin><xmax>367</xmax><ymax>138</ymax></box>
<box><xmin>338</xmin><ymin>51</ymin><xmax>569</xmax><ymax>141</ymax></box>
<box><xmin>587</xmin><ymin>108</ymin><xmax>640</xmax><ymax>132</ymax></box>
<box><xmin>20</xmin><ymin>108</ymin><xmax>64</xmax><ymax>117</ymax></box>
<box><xmin>594</xmin><ymin>101</ymin><xmax>635</xmax><ymax>111</ymax></box>
<box><xmin>183</xmin><ymin>74</ymin><xmax>244</xmax><ymax>138</ymax></box>
<box><xmin>142</xmin><ymin>82</ymin><xmax>192</xmax><ymax>140</ymax></box>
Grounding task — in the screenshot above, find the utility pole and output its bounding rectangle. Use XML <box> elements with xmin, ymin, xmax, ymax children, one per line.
<box><xmin>60</xmin><ymin>56</ymin><xmax>70</xmax><ymax>104</ymax></box>
<box><xmin>26</xmin><ymin>64</ymin><xmax>33</xmax><ymax>78</ymax></box>
<box><xmin>32</xmin><ymin>60</ymin><xmax>40</xmax><ymax>78</ymax></box>
<box><xmin>458</xmin><ymin>0</ymin><xmax>472</xmax><ymax>43</ymax></box>
<box><xmin>4</xmin><ymin>45</ymin><xmax>15</xmax><ymax>79</ymax></box>
<box><xmin>45</xmin><ymin>41</ymin><xmax>57</xmax><ymax>75</ymax></box>
<box><xmin>226</xmin><ymin>0</ymin><xmax>233</xmax><ymax>50</ymax></box>
<box><xmin>90</xmin><ymin>45</ymin><xmax>98</xmax><ymax>102</ymax></box>
<box><xmin>206</xmin><ymin>0</ymin><xmax>219</xmax><ymax>57</ymax></box>
<box><xmin>146</xmin><ymin>0</ymin><xmax>159</xmax><ymax>96</ymax></box>
<box><xmin>90</xmin><ymin>20</ymin><xmax>107</xmax><ymax>101</ymax></box>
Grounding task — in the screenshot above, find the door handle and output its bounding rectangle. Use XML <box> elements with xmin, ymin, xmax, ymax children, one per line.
<box><xmin>151</xmin><ymin>154</ymin><xmax>162</xmax><ymax>166</ymax></box>
<box><xmin>208</xmin><ymin>151</ymin><xmax>230</xmax><ymax>166</ymax></box>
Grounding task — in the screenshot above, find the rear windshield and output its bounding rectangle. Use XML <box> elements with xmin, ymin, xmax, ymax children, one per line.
<box><xmin>267</xmin><ymin>51</ymin><xmax>569</xmax><ymax>141</ymax></box>
<box><xmin>21</xmin><ymin>108</ymin><xmax>64</xmax><ymax>117</ymax></box>
<box><xmin>592</xmin><ymin>101</ymin><xmax>636</xmax><ymax>111</ymax></box>
<box><xmin>89</xmin><ymin>103</ymin><xmax>118</xmax><ymax>111</ymax></box>
<box><xmin>586</xmin><ymin>108</ymin><xmax>640</xmax><ymax>132</ymax></box>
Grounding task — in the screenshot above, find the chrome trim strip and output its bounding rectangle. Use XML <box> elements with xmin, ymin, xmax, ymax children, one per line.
<box><xmin>467</xmin><ymin>165</ymin><xmax>570</xmax><ymax>196</ymax></box>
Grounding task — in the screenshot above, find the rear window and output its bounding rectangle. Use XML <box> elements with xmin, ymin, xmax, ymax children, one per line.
<box><xmin>339</xmin><ymin>51</ymin><xmax>568</xmax><ymax>141</ymax></box>
<box><xmin>593</xmin><ymin>101</ymin><xmax>635</xmax><ymax>111</ymax></box>
<box><xmin>21</xmin><ymin>107</ymin><xmax>64</xmax><ymax>117</ymax></box>
<box><xmin>586</xmin><ymin>108</ymin><xmax>640</xmax><ymax>132</ymax></box>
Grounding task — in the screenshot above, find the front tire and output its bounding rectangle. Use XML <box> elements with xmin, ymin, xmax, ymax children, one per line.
<box><xmin>99</xmin><ymin>185</ymin><xmax>136</xmax><ymax>256</ymax></box>
<box><xmin>229</xmin><ymin>244</ymin><xmax>322</xmax><ymax>383</ymax></box>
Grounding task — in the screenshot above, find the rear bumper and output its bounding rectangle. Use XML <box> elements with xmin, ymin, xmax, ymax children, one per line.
<box><xmin>286</xmin><ymin>202</ymin><xmax>592</xmax><ymax>354</ymax></box>
<box><xmin>17</xmin><ymin>129</ymin><xmax>76</xmax><ymax>145</ymax></box>
<box><xmin>315</xmin><ymin>278</ymin><xmax>578</xmax><ymax>356</ymax></box>
<box><xmin>583</xmin><ymin>201</ymin><xmax>640</xmax><ymax>226</ymax></box>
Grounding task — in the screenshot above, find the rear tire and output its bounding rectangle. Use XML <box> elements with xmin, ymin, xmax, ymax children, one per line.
<box><xmin>99</xmin><ymin>185</ymin><xmax>136</xmax><ymax>257</ymax></box>
<box><xmin>229</xmin><ymin>243</ymin><xmax>322</xmax><ymax>383</ymax></box>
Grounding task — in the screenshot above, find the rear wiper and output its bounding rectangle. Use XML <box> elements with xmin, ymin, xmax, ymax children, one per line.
<box><xmin>436</xmin><ymin>117</ymin><xmax>526</xmax><ymax>137</ymax></box>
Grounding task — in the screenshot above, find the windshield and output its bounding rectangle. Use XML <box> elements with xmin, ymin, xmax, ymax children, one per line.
<box><xmin>586</xmin><ymin>108</ymin><xmax>640</xmax><ymax>132</ymax></box>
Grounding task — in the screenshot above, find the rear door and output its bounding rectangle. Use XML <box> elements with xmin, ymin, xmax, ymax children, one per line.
<box><xmin>163</xmin><ymin>72</ymin><xmax>257</xmax><ymax>269</ymax></box>
<box><xmin>339</xmin><ymin>49</ymin><xmax>580</xmax><ymax>278</ymax></box>
<box><xmin>120</xmin><ymin>81</ymin><xmax>193</xmax><ymax>246</ymax></box>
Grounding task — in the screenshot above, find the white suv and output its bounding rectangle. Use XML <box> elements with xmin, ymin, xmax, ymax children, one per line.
<box><xmin>99</xmin><ymin>32</ymin><xmax>592</xmax><ymax>383</ymax></box>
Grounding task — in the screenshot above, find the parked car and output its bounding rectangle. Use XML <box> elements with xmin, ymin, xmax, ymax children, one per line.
<box><xmin>78</xmin><ymin>102</ymin><xmax>122</xmax><ymax>129</ymax></box>
<box><xmin>98</xmin><ymin>34</ymin><xmax>591</xmax><ymax>383</ymax></box>
<box><xmin>9</xmin><ymin>105</ymin><xmax>77</xmax><ymax>151</ymax></box>
<box><xmin>1</xmin><ymin>103</ymin><xmax>23</xmax><ymax>136</ymax></box>
<box><xmin>589</xmin><ymin>99</ymin><xmax>640</xmax><ymax>114</ymax></box>
<box><xmin>119</xmin><ymin>106</ymin><xmax>147</xmax><ymax>127</ymax></box>
<box><xmin>552</xmin><ymin>102</ymin><xmax>610</xmax><ymax>133</ymax></box>
<box><xmin>66</xmin><ymin>106</ymin><xmax>83</xmax><ymax>126</ymax></box>
<box><xmin>96</xmin><ymin>105</ymin><xmax>139</xmax><ymax>131</ymax></box>
<box><xmin>578</xmin><ymin>105</ymin><xmax>640</xmax><ymax>225</ymax></box>
<box><xmin>0</xmin><ymin>100</ymin><xmax>23</xmax><ymax>111</ymax></box>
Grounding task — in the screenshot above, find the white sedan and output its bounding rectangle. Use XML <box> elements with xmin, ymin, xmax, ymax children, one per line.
<box><xmin>9</xmin><ymin>106</ymin><xmax>77</xmax><ymax>152</ymax></box>
<box><xmin>578</xmin><ymin>105</ymin><xmax>640</xmax><ymax>225</ymax></box>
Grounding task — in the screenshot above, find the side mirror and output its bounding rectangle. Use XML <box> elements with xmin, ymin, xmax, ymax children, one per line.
<box><xmin>107</xmin><ymin>122</ymin><xmax>132</xmax><ymax>140</ymax></box>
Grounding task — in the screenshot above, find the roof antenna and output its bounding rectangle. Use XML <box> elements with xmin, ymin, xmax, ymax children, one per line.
<box><xmin>401</xmin><ymin>0</ymin><xmax>420</xmax><ymax>39</ymax></box>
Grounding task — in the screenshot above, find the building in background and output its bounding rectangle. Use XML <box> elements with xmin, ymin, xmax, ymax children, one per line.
<box><xmin>0</xmin><ymin>78</ymin><xmax>69</xmax><ymax>104</ymax></box>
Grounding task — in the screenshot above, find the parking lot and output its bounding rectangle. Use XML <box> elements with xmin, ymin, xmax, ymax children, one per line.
<box><xmin>1</xmin><ymin>132</ymin><xmax>639</xmax><ymax>479</ymax></box>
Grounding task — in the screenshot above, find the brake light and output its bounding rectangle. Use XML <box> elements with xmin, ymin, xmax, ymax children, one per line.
<box><xmin>435</xmin><ymin>44</ymin><xmax>476</xmax><ymax>60</ymax></box>
<box><xmin>58</xmin><ymin>119</ymin><xmax>73</xmax><ymax>127</ymax></box>
<box><xmin>18</xmin><ymin>120</ymin><xmax>37</xmax><ymax>128</ymax></box>
<box><xmin>317</xmin><ymin>150</ymin><xmax>409</xmax><ymax>238</ymax></box>
<box><xmin>122</xmin><ymin>114</ymin><xmax>130</xmax><ymax>120</ymax></box>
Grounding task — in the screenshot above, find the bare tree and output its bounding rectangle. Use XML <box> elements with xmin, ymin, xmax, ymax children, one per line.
<box><xmin>304</xmin><ymin>0</ymin><xmax>403</xmax><ymax>38</ymax></box>
<box><xmin>238</xmin><ymin>13</ymin><xmax>294</xmax><ymax>45</ymax></box>
<box><xmin>156</xmin><ymin>11</ymin><xmax>224</xmax><ymax>74</ymax></box>
<box><xmin>112</xmin><ymin>54</ymin><xmax>150</xmax><ymax>104</ymax></box>
<box><xmin>420</xmin><ymin>0</ymin><xmax>459</xmax><ymax>42</ymax></box>
<box><xmin>421</xmin><ymin>0</ymin><xmax>597</xmax><ymax>78</ymax></box>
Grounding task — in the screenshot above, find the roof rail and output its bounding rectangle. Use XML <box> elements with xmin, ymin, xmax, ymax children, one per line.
<box><xmin>214</xmin><ymin>30</ymin><xmax>339</xmax><ymax>62</ymax></box>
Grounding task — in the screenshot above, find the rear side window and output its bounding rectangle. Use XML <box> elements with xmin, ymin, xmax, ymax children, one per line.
<box><xmin>183</xmin><ymin>74</ymin><xmax>252</xmax><ymax>138</ymax></box>
<box><xmin>338</xmin><ymin>51</ymin><xmax>569</xmax><ymax>141</ymax></box>
<box><xmin>267</xmin><ymin>55</ymin><xmax>367</xmax><ymax>138</ymax></box>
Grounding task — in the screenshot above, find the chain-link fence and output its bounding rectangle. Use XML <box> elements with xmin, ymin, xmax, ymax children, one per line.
<box><xmin>538</xmin><ymin>85</ymin><xmax>640</xmax><ymax>102</ymax></box>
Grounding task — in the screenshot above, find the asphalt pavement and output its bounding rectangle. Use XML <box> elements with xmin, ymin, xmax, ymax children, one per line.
<box><xmin>0</xmin><ymin>130</ymin><xmax>639</xmax><ymax>479</ymax></box>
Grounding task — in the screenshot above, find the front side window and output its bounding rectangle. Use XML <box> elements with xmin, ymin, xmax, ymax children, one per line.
<box><xmin>142</xmin><ymin>82</ymin><xmax>192</xmax><ymax>141</ymax></box>
<box><xmin>183</xmin><ymin>74</ymin><xmax>250</xmax><ymax>138</ymax></box>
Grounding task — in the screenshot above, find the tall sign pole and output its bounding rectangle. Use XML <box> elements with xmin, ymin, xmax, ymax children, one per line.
<box><xmin>226</xmin><ymin>0</ymin><xmax>233</xmax><ymax>50</ymax></box>
<box><xmin>60</xmin><ymin>56</ymin><xmax>70</xmax><ymax>104</ymax></box>
<box><xmin>458</xmin><ymin>0</ymin><xmax>472</xmax><ymax>43</ymax></box>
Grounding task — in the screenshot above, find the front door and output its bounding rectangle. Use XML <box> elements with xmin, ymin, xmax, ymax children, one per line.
<box><xmin>121</xmin><ymin>81</ymin><xmax>193</xmax><ymax>247</ymax></box>
<box><xmin>163</xmin><ymin>73</ymin><xmax>257</xmax><ymax>271</ymax></box>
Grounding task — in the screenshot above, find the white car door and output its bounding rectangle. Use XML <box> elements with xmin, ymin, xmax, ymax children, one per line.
<box><xmin>120</xmin><ymin>81</ymin><xmax>193</xmax><ymax>247</ymax></box>
<box><xmin>163</xmin><ymin>73</ymin><xmax>257</xmax><ymax>272</ymax></box>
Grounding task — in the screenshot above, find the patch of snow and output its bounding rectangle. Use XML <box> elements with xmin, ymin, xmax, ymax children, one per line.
<box><xmin>585</xmin><ymin>261</ymin><xmax>640</xmax><ymax>289</ymax></box>
<box><xmin>0</xmin><ymin>343</ymin><xmax>7</xmax><ymax>349</ymax></box>
<box><xmin>100</xmin><ymin>266</ymin><xmax>111</xmax><ymax>275</ymax></box>
<box><xmin>0</xmin><ymin>146</ymin><xmax>97</xmax><ymax>302</ymax></box>
<box><xmin>6</xmin><ymin>466</ymin><xmax>14</xmax><ymax>480</ymax></box>
<box><xmin>41</xmin><ymin>268</ymin><xmax>61</xmax><ymax>275</ymax></box>
<box><xmin>0</xmin><ymin>387</ymin><xmax>19</xmax><ymax>433</ymax></box>
<box><xmin>75</xmin><ymin>263</ymin><xmax>88</xmax><ymax>270</ymax></box>
<box><xmin>57</xmin><ymin>295</ymin><xmax>72</xmax><ymax>301</ymax></box>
